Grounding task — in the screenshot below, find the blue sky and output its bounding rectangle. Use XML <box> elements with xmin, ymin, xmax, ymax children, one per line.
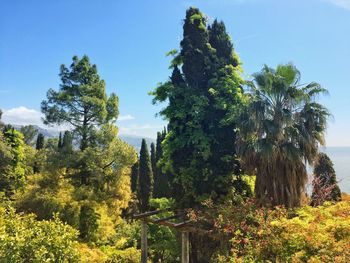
<box><xmin>0</xmin><ymin>0</ymin><xmax>349</xmax><ymax>145</ymax></box>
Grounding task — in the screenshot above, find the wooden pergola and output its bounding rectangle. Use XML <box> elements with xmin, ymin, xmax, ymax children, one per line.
<box><xmin>132</xmin><ymin>209</ymin><xmax>194</xmax><ymax>263</ymax></box>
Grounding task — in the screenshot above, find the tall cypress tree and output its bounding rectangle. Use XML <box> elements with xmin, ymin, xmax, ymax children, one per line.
<box><xmin>154</xmin><ymin>132</ymin><xmax>162</xmax><ymax>198</ymax></box>
<box><xmin>151</xmin><ymin>7</ymin><xmax>246</xmax><ymax>207</ymax></box>
<box><xmin>155</xmin><ymin>132</ymin><xmax>163</xmax><ymax>164</ymax></box>
<box><xmin>154</xmin><ymin>129</ymin><xmax>171</xmax><ymax>198</ymax></box>
<box><xmin>58</xmin><ymin>132</ymin><xmax>63</xmax><ymax>149</ymax></box>
<box><xmin>33</xmin><ymin>133</ymin><xmax>45</xmax><ymax>173</ymax></box>
<box><xmin>130</xmin><ymin>161</ymin><xmax>139</xmax><ymax>193</ymax></box>
<box><xmin>61</xmin><ymin>131</ymin><xmax>73</xmax><ymax>153</ymax></box>
<box><xmin>311</xmin><ymin>153</ymin><xmax>341</xmax><ymax>206</ymax></box>
<box><xmin>35</xmin><ymin>133</ymin><xmax>45</xmax><ymax>150</ymax></box>
<box><xmin>150</xmin><ymin>142</ymin><xmax>157</xmax><ymax>178</ymax></box>
<box><xmin>137</xmin><ymin>139</ymin><xmax>154</xmax><ymax>212</ymax></box>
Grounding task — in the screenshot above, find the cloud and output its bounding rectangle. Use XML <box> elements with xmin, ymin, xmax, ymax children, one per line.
<box><xmin>1</xmin><ymin>106</ymin><xmax>71</xmax><ymax>131</ymax></box>
<box><xmin>2</xmin><ymin>107</ymin><xmax>162</xmax><ymax>138</ymax></box>
<box><xmin>117</xmin><ymin>114</ymin><xmax>135</xmax><ymax>121</ymax></box>
<box><xmin>324</xmin><ymin>0</ymin><xmax>350</xmax><ymax>10</ymax></box>
<box><xmin>2</xmin><ymin>106</ymin><xmax>44</xmax><ymax>126</ymax></box>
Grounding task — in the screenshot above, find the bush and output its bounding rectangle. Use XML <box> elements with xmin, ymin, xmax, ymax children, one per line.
<box><xmin>0</xmin><ymin>206</ymin><xmax>80</xmax><ymax>262</ymax></box>
<box><xmin>191</xmin><ymin>198</ymin><xmax>350</xmax><ymax>262</ymax></box>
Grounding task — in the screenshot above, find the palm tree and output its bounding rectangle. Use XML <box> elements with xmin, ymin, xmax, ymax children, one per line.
<box><xmin>238</xmin><ymin>63</ymin><xmax>330</xmax><ymax>207</ymax></box>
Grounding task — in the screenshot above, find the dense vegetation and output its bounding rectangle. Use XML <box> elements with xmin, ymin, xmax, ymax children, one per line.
<box><xmin>0</xmin><ymin>7</ymin><xmax>348</xmax><ymax>263</ymax></box>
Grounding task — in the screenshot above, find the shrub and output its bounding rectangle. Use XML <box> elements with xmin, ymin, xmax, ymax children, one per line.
<box><xmin>0</xmin><ymin>207</ymin><xmax>80</xmax><ymax>262</ymax></box>
<box><xmin>191</xmin><ymin>198</ymin><xmax>350</xmax><ymax>262</ymax></box>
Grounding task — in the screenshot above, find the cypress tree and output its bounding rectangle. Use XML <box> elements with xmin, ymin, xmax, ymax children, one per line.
<box><xmin>154</xmin><ymin>133</ymin><xmax>162</xmax><ymax>198</ymax></box>
<box><xmin>58</xmin><ymin>132</ymin><xmax>62</xmax><ymax>149</ymax></box>
<box><xmin>130</xmin><ymin>161</ymin><xmax>139</xmax><ymax>193</ymax></box>
<box><xmin>61</xmin><ymin>131</ymin><xmax>73</xmax><ymax>153</ymax></box>
<box><xmin>34</xmin><ymin>133</ymin><xmax>45</xmax><ymax>173</ymax></box>
<box><xmin>150</xmin><ymin>142</ymin><xmax>157</xmax><ymax>178</ymax></box>
<box><xmin>154</xmin><ymin>129</ymin><xmax>171</xmax><ymax>198</ymax></box>
<box><xmin>151</xmin><ymin>7</ymin><xmax>246</xmax><ymax>207</ymax></box>
<box><xmin>155</xmin><ymin>132</ymin><xmax>163</xmax><ymax>163</ymax></box>
<box><xmin>311</xmin><ymin>153</ymin><xmax>341</xmax><ymax>206</ymax></box>
<box><xmin>35</xmin><ymin>133</ymin><xmax>45</xmax><ymax>150</ymax></box>
<box><xmin>137</xmin><ymin>139</ymin><xmax>154</xmax><ymax>212</ymax></box>
<box><xmin>79</xmin><ymin>204</ymin><xmax>100</xmax><ymax>241</ymax></box>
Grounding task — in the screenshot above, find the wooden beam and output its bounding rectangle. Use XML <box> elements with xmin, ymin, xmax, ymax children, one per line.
<box><xmin>133</xmin><ymin>209</ymin><xmax>167</xmax><ymax>219</ymax></box>
<box><xmin>153</xmin><ymin>213</ymin><xmax>186</xmax><ymax>223</ymax></box>
<box><xmin>174</xmin><ymin>220</ymin><xmax>192</xmax><ymax>228</ymax></box>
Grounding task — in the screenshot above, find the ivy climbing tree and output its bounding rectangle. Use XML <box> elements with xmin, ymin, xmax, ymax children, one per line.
<box><xmin>151</xmin><ymin>7</ymin><xmax>246</xmax><ymax>208</ymax></box>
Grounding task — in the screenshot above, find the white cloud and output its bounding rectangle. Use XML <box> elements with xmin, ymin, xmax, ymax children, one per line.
<box><xmin>2</xmin><ymin>106</ymin><xmax>44</xmax><ymax>126</ymax></box>
<box><xmin>1</xmin><ymin>106</ymin><xmax>161</xmax><ymax>138</ymax></box>
<box><xmin>117</xmin><ymin>114</ymin><xmax>135</xmax><ymax>121</ymax></box>
<box><xmin>324</xmin><ymin>0</ymin><xmax>350</xmax><ymax>10</ymax></box>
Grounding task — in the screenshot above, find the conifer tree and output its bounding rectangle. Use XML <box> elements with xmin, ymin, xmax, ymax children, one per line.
<box><xmin>33</xmin><ymin>133</ymin><xmax>45</xmax><ymax>173</ymax></box>
<box><xmin>154</xmin><ymin>129</ymin><xmax>170</xmax><ymax>198</ymax></box>
<box><xmin>79</xmin><ymin>204</ymin><xmax>100</xmax><ymax>241</ymax></box>
<box><xmin>137</xmin><ymin>139</ymin><xmax>153</xmax><ymax>212</ymax></box>
<box><xmin>58</xmin><ymin>132</ymin><xmax>62</xmax><ymax>149</ymax></box>
<box><xmin>61</xmin><ymin>131</ymin><xmax>73</xmax><ymax>153</ymax></box>
<box><xmin>1</xmin><ymin>126</ymin><xmax>25</xmax><ymax>196</ymax></box>
<box><xmin>153</xmin><ymin>132</ymin><xmax>163</xmax><ymax>198</ymax></box>
<box><xmin>130</xmin><ymin>161</ymin><xmax>139</xmax><ymax>193</ymax></box>
<box><xmin>150</xmin><ymin>142</ymin><xmax>157</xmax><ymax>178</ymax></box>
<box><xmin>35</xmin><ymin>133</ymin><xmax>45</xmax><ymax>150</ymax></box>
<box><xmin>151</xmin><ymin>7</ymin><xmax>246</xmax><ymax>207</ymax></box>
<box><xmin>20</xmin><ymin>125</ymin><xmax>38</xmax><ymax>145</ymax></box>
<box><xmin>311</xmin><ymin>153</ymin><xmax>341</xmax><ymax>206</ymax></box>
<box><xmin>41</xmin><ymin>55</ymin><xmax>119</xmax><ymax>151</ymax></box>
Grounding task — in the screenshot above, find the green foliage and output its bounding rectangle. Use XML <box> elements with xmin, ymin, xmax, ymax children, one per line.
<box><xmin>16</xmin><ymin>124</ymin><xmax>137</xmax><ymax>243</ymax></box>
<box><xmin>20</xmin><ymin>125</ymin><xmax>38</xmax><ymax>145</ymax></box>
<box><xmin>149</xmin><ymin>198</ymin><xmax>180</xmax><ymax>262</ymax></box>
<box><xmin>137</xmin><ymin>139</ymin><xmax>153</xmax><ymax>212</ymax></box>
<box><xmin>35</xmin><ymin>133</ymin><xmax>45</xmax><ymax>150</ymax></box>
<box><xmin>58</xmin><ymin>132</ymin><xmax>63</xmax><ymax>148</ymax></box>
<box><xmin>76</xmin><ymin>124</ymin><xmax>137</xmax><ymax>191</ymax></box>
<box><xmin>238</xmin><ymin>64</ymin><xmax>330</xmax><ymax>207</ymax></box>
<box><xmin>311</xmin><ymin>152</ymin><xmax>341</xmax><ymax>206</ymax></box>
<box><xmin>0</xmin><ymin>126</ymin><xmax>26</xmax><ymax>197</ymax></box>
<box><xmin>0</xmin><ymin>206</ymin><xmax>80</xmax><ymax>262</ymax></box>
<box><xmin>154</xmin><ymin>130</ymin><xmax>170</xmax><ymax>198</ymax></box>
<box><xmin>150</xmin><ymin>142</ymin><xmax>156</xmax><ymax>181</ymax></box>
<box><xmin>79</xmin><ymin>203</ymin><xmax>100</xmax><ymax>242</ymax></box>
<box><xmin>151</xmin><ymin>7</ymin><xmax>247</xmax><ymax>207</ymax></box>
<box><xmin>130</xmin><ymin>161</ymin><xmax>138</xmax><ymax>193</ymax></box>
<box><xmin>190</xmin><ymin>198</ymin><xmax>350</xmax><ymax>262</ymax></box>
<box><xmin>41</xmin><ymin>55</ymin><xmax>119</xmax><ymax>150</ymax></box>
<box><xmin>62</xmin><ymin>130</ymin><xmax>73</xmax><ymax>153</ymax></box>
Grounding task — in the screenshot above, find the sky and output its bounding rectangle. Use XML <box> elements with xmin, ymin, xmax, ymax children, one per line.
<box><xmin>0</xmin><ymin>0</ymin><xmax>349</xmax><ymax>145</ymax></box>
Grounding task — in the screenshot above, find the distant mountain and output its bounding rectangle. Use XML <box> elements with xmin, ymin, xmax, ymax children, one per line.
<box><xmin>10</xmin><ymin>124</ymin><xmax>60</xmax><ymax>138</ymax></box>
<box><xmin>6</xmin><ymin>123</ymin><xmax>155</xmax><ymax>150</ymax></box>
<box><xmin>119</xmin><ymin>135</ymin><xmax>155</xmax><ymax>151</ymax></box>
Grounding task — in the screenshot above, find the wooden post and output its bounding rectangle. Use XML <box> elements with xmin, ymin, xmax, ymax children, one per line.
<box><xmin>141</xmin><ymin>220</ymin><xmax>148</xmax><ymax>263</ymax></box>
<box><xmin>181</xmin><ymin>231</ymin><xmax>189</xmax><ymax>263</ymax></box>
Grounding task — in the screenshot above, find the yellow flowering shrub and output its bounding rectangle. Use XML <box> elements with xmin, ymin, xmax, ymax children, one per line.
<box><xmin>200</xmin><ymin>198</ymin><xmax>350</xmax><ymax>262</ymax></box>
